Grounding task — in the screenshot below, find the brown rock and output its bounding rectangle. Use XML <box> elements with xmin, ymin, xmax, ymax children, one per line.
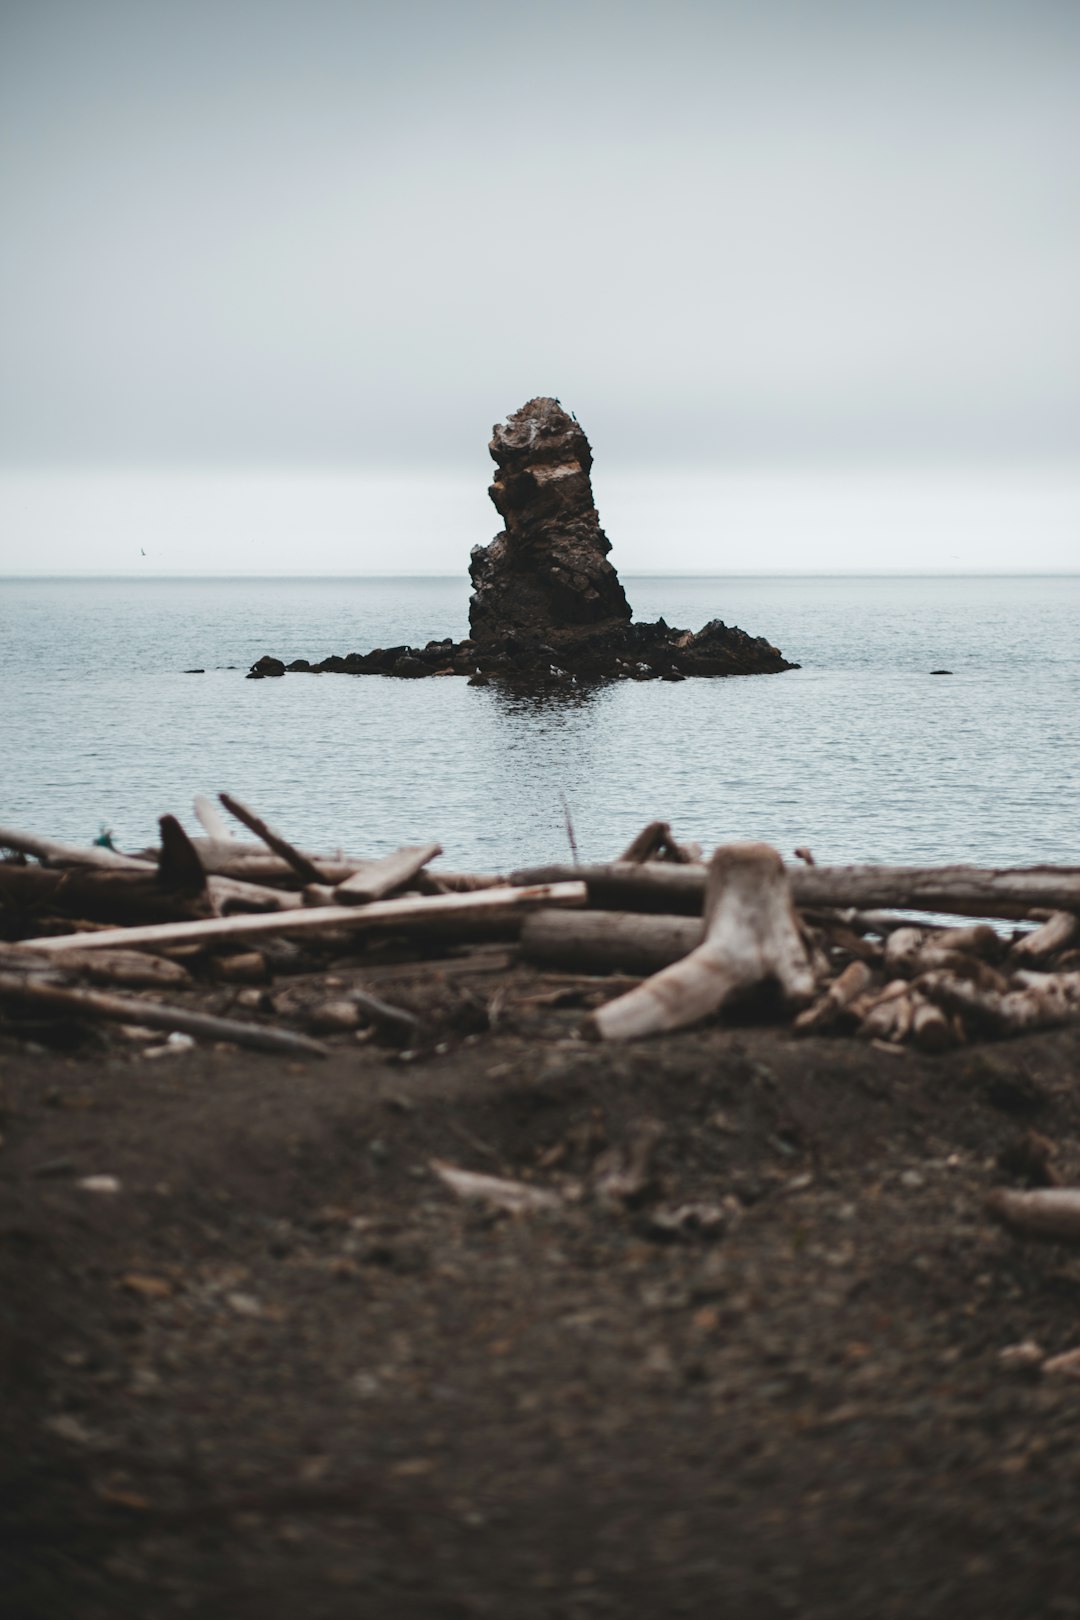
<box><xmin>468</xmin><ymin>398</ymin><xmax>631</xmax><ymax>645</ymax></box>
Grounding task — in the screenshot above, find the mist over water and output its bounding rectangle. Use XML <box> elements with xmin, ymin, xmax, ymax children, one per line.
<box><xmin>3</xmin><ymin>575</ymin><xmax>1077</xmax><ymax>871</ymax></box>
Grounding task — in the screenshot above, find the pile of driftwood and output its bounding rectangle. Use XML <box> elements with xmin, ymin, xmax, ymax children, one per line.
<box><xmin>1</xmin><ymin>800</ymin><xmax>1079</xmax><ymax>1057</ymax></box>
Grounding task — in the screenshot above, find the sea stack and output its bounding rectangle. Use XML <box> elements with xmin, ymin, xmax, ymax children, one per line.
<box><xmin>469</xmin><ymin>397</ymin><xmax>631</xmax><ymax>644</ymax></box>
<box><xmin>248</xmin><ymin>398</ymin><xmax>797</xmax><ymax>681</ymax></box>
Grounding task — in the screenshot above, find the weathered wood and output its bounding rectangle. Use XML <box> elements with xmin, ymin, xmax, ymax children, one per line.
<box><xmin>219</xmin><ymin>793</ymin><xmax>328</xmax><ymax>885</ymax></box>
<box><xmin>520</xmin><ymin>909</ymin><xmax>702</xmax><ymax>975</ymax></box>
<box><xmin>618</xmin><ymin>822</ymin><xmax>702</xmax><ymax>865</ymax></box>
<box><xmin>334</xmin><ymin>843</ymin><xmax>444</xmax><ymax>905</ymax></box>
<box><xmin>21</xmin><ymin>881</ymin><xmax>589</xmax><ymax>955</ymax></box>
<box><xmin>910</xmin><ymin>994</ymin><xmax>955</xmax><ymax>1053</ymax></box>
<box><xmin>0</xmin><ymin>972</ymin><xmax>329</xmax><ymax>1057</ymax></box>
<box><xmin>918</xmin><ymin>969</ymin><xmax>1080</xmax><ymax>1036</ymax></box>
<box><xmin>511</xmin><ymin>862</ymin><xmax>1080</xmax><ymax>920</ymax></box>
<box><xmin>987</xmin><ymin>1187</ymin><xmax>1080</xmax><ymax>1246</ymax></box>
<box><xmin>589</xmin><ymin>844</ymin><xmax>815</xmax><ymax>1042</ymax></box>
<box><xmin>192</xmin><ymin>794</ymin><xmax>232</xmax><ymax>842</ymax></box>
<box><xmin>0</xmin><ymin>825</ymin><xmax>153</xmax><ymax>871</ymax></box>
<box><xmin>1010</xmin><ymin>911</ymin><xmax>1080</xmax><ymax>965</ymax></box>
<box><xmin>0</xmin><ymin>863</ymin><xmax>209</xmax><ymax>925</ymax></box>
<box><xmin>430</xmin><ymin>1160</ymin><xmax>563</xmax><ymax>1213</ymax></box>
<box><xmin>793</xmin><ymin>960</ymin><xmax>874</xmax><ymax>1034</ymax></box>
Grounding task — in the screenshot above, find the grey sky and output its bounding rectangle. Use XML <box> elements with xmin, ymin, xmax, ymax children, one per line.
<box><xmin>3</xmin><ymin>0</ymin><xmax>1079</xmax><ymax>472</ymax></box>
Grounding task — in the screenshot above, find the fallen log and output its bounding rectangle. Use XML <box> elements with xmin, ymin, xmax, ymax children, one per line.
<box><xmin>0</xmin><ymin>972</ymin><xmax>329</xmax><ymax>1057</ymax></box>
<box><xmin>219</xmin><ymin>792</ymin><xmax>329</xmax><ymax>885</ymax></box>
<box><xmin>918</xmin><ymin>970</ymin><xmax>1080</xmax><ymax>1036</ymax></box>
<box><xmin>510</xmin><ymin>862</ymin><xmax>1080</xmax><ymax>920</ymax></box>
<box><xmin>0</xmin><ymin>825</ymin><xmax>153</xmax><ymax>871</ymax></box>
<box><xmin>20</xmin><ymin>881</ymin><xmax>588</xmax><ymax>955</ymax></box>
<box><xmin>1010</xmin><ymin>911</ymin><xmax>1080</xmax><ymax>965</ymax></box>
<box><xmin>334</xmin><ymin>843</ymin><xmax>443</xmax><ymax>905</ymax></box>
<box><xmin>588</xmin><ymin>844</ymin><xmax>815</xmax><ymax>1042</ymax></box>
<box><xmin>520</xmin><ymin>909</ymin><xmax>703</xmax><ymax>975</ymax></box>
<box><xmin>987</xmin><ymin>1188</ymin><xmax>1080</xmax><ymax>1246</ymax></box>
<box><xmin>5</xmin><ymin>947</ymin><xmax>194</xmax><ymax>990</ymax></box>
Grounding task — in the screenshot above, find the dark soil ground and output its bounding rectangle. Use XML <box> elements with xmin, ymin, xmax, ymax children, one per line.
<box><xmin>3</xmin><ymin>945</ymin><xmax>1080</xmax><ymax>1619</ymax></box>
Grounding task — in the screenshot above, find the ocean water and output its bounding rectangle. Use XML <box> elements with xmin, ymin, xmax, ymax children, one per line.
<box><xmin>1</xmin><ymin>574</ymin><xmax>1078</xmax><ymax>871</ymax></box>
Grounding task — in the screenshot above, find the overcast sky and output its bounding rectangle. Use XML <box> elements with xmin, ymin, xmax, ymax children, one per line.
<box><xmin>1</xmin><ymin>0</ymin><xmax>1078</xmax><ymax>570</ymax></box>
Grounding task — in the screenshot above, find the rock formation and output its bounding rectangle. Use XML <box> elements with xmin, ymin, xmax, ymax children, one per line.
<box><xmin>248</xmin><ymin>399</ymin><xmax>796</xmax><ymax>682</ymax></box>
<box><xmin>469</xmin><ymin>397</ymin><xmax>630</xmax><ymax>644</ymax></box>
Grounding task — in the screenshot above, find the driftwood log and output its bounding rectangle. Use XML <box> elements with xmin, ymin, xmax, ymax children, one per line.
<box><xmin>589</xmin><ymin>844</ymin><xmax>815</xmax><ymax>1041</ymax></box>
<box><xmin>0</xmin><ymin>971</ymin><xmax>329</xmax><ymax>1058</ymax></box>
<box><xmin>511</xmin><ymin>862</ymin><xmax>1080</xmax><ymax>920</ymax></box>
<box><xmin>521</xmin><ymin>910</ymin><xmax>702</xmax><ymax>975</ymax></box>
<box><xmin>21</xmin><ymin>881</ymin><xmax>588</xmax><ymax>955</ymax></box>
<box><xmin>334</xmin><ymin>843</ymin><xmax>444</xmax><ymax>906</ymax></box>
<box><xmin>218</xmin><ymin>792</ymin><xmax>330</xmax><ymax>885</ymax></box>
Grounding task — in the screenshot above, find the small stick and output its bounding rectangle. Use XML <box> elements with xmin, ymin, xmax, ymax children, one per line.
<box><xmin>430</xmin><ymin>1160</ymin><xmax>563</xmax><ymax>1213</ymax></box>
<box><xmin>218</xmin><ymin>793</ymin><xmax>328</xmax><ymax>885</ymax></box>
<box><xmin>0</xmin><ymin>972</ymin><xmax>329</xmax><ymax>1058</ymax></box>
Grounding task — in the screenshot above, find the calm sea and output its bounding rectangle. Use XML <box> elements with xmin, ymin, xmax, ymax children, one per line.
<box><xmin>2</xmin><ymin>575</ymin><xmax>1078</xmax><ymax>871</ymax></box>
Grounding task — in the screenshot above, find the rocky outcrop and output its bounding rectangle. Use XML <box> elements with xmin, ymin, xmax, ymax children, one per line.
<box><xmin>469</xmin><ymin>398</ymin><xmax>630</xmax><ymax>644</ymax></box>
<box><xmin>247</xmin><ymin>399</ymin><xmax>797</xmax><ymax>683</ymax></box>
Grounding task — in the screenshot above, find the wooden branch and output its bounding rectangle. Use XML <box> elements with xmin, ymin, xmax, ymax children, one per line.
<box><xmin>0</xmin><ymin>825</ymin><xmax>153</xmax><ymax>871</ymax></box>
<box><xmin>1010</xmin><ymin>911</ymin><xmax>1079</xmax><ymax>965</ymax></box>
<box><xmin>430</xmin><ymin>1161</ymin><xmax>563</xmax><ymax>1213</ymax></box>
<box><xmin>192</xmin><ymin>794</ymin><xmax>232</xmax><ymax>841</ymax></box>
<box><xmin>333</xmin><ymin>842</ymin><xmax>443</xmax><ymax>905</ymax></box>
<box><xmin>6</xmin><ymin>947</ymin><xmax>194</xmax><ymax>990</ymax></box>
<box><xmin>987</xmin><ymin>1187</ymin><xmax>1080</xmax><ymax>1245</ymax></box>
<box><xmin>20</xmin><ymin>881</ymin><xmax>589</xmax><ymax>955</ymax></box>
<box><xmin>793</xmin><ymin>960</ymin><xmax>874</xmax><ymax>1034</ymax></box>
<box><xmin>0</xmin><ymin>972</ymin><xmax>329</xmax><ymax>1057</ymax></box>
<box><xmin>589</xmin><ymin>844</ymin><xmax>815</xmax><ymax>1042</ymax></box>
<box><xmin>618</xmin><ymin>822</ymin><xmax>702</xmax><ymax>865</ymax></box>
<box><xmin>520</xmin><ymin>909</ymin><xmax>702</xmax><ymax>976</ymax></box>
<box><xmin>918</xmin><ymin>969</ymin><xmax>1080</xmax><ymax>1036</ymax></box>
<box><xmin>218</xmin><ymin>793</ymin><xmax>328</xmax><ymax>885</ymax></box>
<box><xmin>910</xmin><ymin>994</ymin><xmax>955</xmax><ymax>1053</ymax></box>
<box><xmin>511</xmin><ymin>862</ymin><xmax>1080</xmax><ymax>921</ymax></box>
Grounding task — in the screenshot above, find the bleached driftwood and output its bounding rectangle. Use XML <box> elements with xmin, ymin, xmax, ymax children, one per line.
<box><xmin>1010</xmin><ymin>912</ymin><xmax>1080</xmax><ymax>965</ymax></box>
<box><xmin>430</xmin><ymin>1161</ymin><xmax>563</xmax><ymax>1213</ymax></box>
<box><xmin>520</xmin><ymin>909</ymin><xmax>703</xmax><ymax>976</ymax></box>
<box><xmin>334</xmin><ymin>843</ymin><xmax>443</xmax><ymax>905</ymax></box>
<box><xmin>219</xmin><ymin>792</ymin><xmax>329</xmax><ymax>885</ymax></box>
<box><xmin>987</xmin><ymin>1187</ymin><xmax>1080</xmax><ymax>1246</ymax></box>
<box><xmin>857</xmin><ymin>981</ymin><xmax>916</xmax><ymax>1044</ymax></box>
<box><xmin>793</xmin><ymin>960</ymin><xmax>874</xmax><ymax>1034</ymax></box>
<box><xmin>919</xmin><ymin>969</ymin><xmax>1080</xmax><ymax>1036</ymax></box>
<box><xmin>192</xmin><ymin>794</ymin><xmax>232</xmax><ymax>842</ymax></box>
<box><xmin>0</xmin><ymin>825</ymin><xmax>153</xmax><ymax>871</ymax></box>
<box><xmin>20</xmin><ymin>881</ymin><xmax>588</xmax><ymax>955</ymax></box>
<box><xmin>0</xmin><ymin>971</ymin><xmax>329</xmax><ymax>1057</ymax></box>
<box><xmin>910</xmin><ymin>994</ymin><xmax>955</xmax><ymax>1053</ymax></box>
<box><xmin>589</xmin><ymin>844</ymin><xmax>816</xmax><ymax>1042</ymax></box>
<box><xmin>511</xmin><ymin>861</ymin><xmax>1080</xmax><ymax>921</ymax></box>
